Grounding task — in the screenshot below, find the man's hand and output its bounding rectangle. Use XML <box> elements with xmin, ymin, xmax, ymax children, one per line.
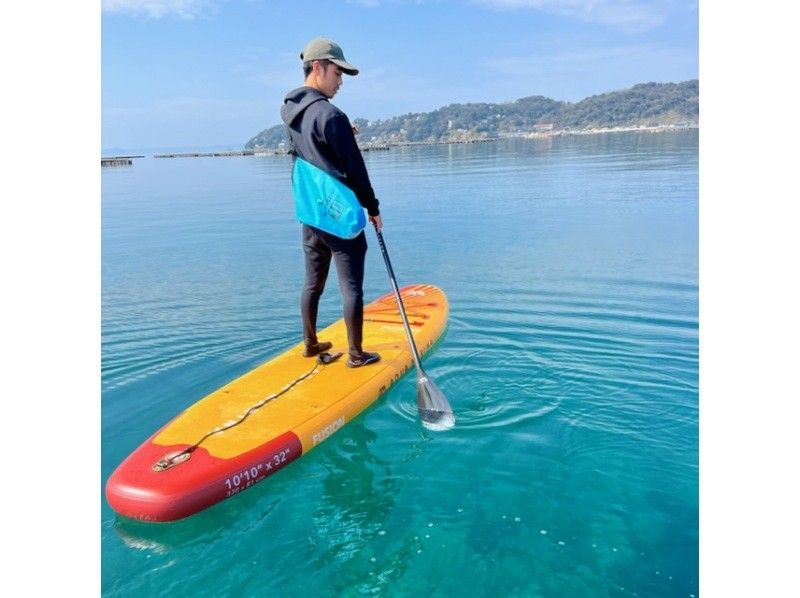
<box><xmin>370</xmin><ymin>214</ymin><xmax>383</xmax><ymax>232</ymax></box>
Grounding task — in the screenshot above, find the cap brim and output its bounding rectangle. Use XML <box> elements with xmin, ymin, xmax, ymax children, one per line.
<box><xmin>330</xmin><ymin>58</ymin><xmax>359</xmax><ymax>76</ymax></box>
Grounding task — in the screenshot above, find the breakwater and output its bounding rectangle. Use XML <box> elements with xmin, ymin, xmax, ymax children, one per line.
<box><xmin>154</xmin><ymin>149</ymin><xmax>256</xmax><ymax>159</ymax></box>
<box><xmin>101</xmin><ymin>155</ymin><xmax>144</xmax><ymax>167</ymax></box>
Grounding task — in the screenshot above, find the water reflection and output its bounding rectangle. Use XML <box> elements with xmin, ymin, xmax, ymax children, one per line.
<box><xmin>309</xmin><ymin>419</ymin><xmax>397</xmax><ymax>567</ymax></box>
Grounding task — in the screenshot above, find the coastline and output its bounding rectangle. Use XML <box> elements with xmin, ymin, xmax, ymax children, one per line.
<box><xmin>254</xmin><ymin>123</ymin><xmax>698</xmax><ymax>156</ymax></box>
<box><xmin>517</xmin><ymin>123</ymin><xmax>697</xmax><ymax>139</ymax></box>
<box><xmin>136</xmin><ymin>124</ymin><xmax>698</xmax><ymax>160</ymax></box>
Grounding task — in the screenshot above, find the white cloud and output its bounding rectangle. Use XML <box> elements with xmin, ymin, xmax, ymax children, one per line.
<box><xmin>471</xmin><ymin>0</ymin><xmax>669</xmax><ymax>30</ymax></box>
<box><xmin>477</xmin><ymin>40</ymin><xmax>696</xmax><ymax>101</ymax></box>
<box><xmin>102</xmin><ymin>0</ymin><xmax>218</xmax><ymax>19</ymax></box>
<box><xmin>345</xmin><ymin>0</ymin><xmax>684</xmax><ymax>31</ymax></box>
<box><xmin>481</xmin><ymin>44</ymin><xmax>646</xmax><ymax>75</ymax></box>
<box><xmin>236</xmin><ymin>51</ymin><xmax>302</xmax><ymax>90</ymax></box>
<box><xmin>346</xmin><ymin>0</ymin><xmax>432</xmax><ymax>6</ymax></box>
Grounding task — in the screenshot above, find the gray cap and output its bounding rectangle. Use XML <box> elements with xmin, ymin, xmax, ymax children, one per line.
<box><xmin>300</xmin><ymin>37</ymin><xmax>359</xmax><ymax>76</ymax></box>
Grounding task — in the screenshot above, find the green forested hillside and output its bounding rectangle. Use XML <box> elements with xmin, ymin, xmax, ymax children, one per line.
<box><xmin>246</xmin><ymin>80</ymin><xmax>698</xmax><ymax>150</ymax></box>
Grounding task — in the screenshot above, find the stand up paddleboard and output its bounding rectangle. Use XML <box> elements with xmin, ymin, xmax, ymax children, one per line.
<box><xmin>106</xmin><ymin>284</ymin><xmax>448</xmax><ymax>522</ymax></box>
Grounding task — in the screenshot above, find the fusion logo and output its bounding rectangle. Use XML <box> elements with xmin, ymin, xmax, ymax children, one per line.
<box><xmin>312</xmin><ymin>416</ymin><xmax>345</xmax><ymax>446</ymax></box>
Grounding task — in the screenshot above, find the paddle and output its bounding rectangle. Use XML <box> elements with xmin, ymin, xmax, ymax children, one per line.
<box><xmin>373</xmin><ymin>223</ymin><xmax>455</xmax><ymax>431</ymax></box>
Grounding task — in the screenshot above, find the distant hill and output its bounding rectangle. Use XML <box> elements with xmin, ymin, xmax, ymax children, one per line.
<box><xmin>246</xmin><ymin>80</ymin><xmax>698</xmax><ymax>150</ymax></box>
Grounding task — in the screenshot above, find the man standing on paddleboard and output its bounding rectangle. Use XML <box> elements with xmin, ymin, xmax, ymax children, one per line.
<box><xmin>281</xmin><ymin>37</ymin><xmax>382</xmax><ymax>368</ymax></box>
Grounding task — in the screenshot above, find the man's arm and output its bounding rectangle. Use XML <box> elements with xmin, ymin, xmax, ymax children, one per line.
<box><xmin>326</xmin><ymin>114</ymin><xmax>381</xmax><ymax>217</ymax></box>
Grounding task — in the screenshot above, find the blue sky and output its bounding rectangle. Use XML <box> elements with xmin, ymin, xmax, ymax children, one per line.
<box><xmin>102</xmin><ymin>0</ymin><xmax>698</xmax><ymax>152</ymax></box>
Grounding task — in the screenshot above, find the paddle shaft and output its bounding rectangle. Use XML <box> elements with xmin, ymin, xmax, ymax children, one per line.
<box><xmin>373</xmin><ymin>228</ymin><xmax>425</xmax><ymax>375</ymax></box>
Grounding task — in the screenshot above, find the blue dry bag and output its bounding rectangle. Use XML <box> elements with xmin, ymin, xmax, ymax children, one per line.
<box><xmin>292</xmin><ymin>157</ymin><xmax>367</xmax><ymax>239</ymax></box>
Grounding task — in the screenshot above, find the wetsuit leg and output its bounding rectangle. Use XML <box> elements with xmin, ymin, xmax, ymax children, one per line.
<box><xmin>301</xmin><ymin>225</ymin><xmax>332</xmax><ymax>346</ymax></box>
<box><xmin>315</xmin><ymin>229</ymin><xmax>368</xmax><ymax>358</ymax></box>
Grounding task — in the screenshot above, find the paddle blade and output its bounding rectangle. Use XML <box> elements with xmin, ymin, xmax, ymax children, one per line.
<box><xmin>417</xmin><ymin>376</ymin><xmax>455</xmax><ymax>431</ymax></box>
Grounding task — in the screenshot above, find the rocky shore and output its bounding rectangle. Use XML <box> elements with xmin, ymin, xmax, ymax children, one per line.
<box><xmin>519</xmin><ymin>123</ymin><xmax>698</xmax><ymax>139</ymax></box>
<box><xmin>159</xmin><ymin>123</ymin><xmax>699</xmax><ymax>159</ymax></box>
<box><xmin>250</xmin><ymin>123</ymin><xmax>698</xmax><ymax>156</ymax></box>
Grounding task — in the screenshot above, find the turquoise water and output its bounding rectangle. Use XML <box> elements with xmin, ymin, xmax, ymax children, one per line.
<box><xmin>102</xmin><ymin>132</ymin><xmax>698</xmax><ymax>597</ymax></box>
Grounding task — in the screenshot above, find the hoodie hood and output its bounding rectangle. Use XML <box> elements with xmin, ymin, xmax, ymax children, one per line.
<box><xmin>281</xmin><ymin>87</ymin><xmax>329</xmax><ymax>126</ymax></box>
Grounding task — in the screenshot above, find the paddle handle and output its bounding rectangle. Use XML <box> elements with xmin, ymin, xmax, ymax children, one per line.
<box><xmin>374</xmin><ymin>227</ymin><xmax>425</xmax><ymax>375</ymax></box>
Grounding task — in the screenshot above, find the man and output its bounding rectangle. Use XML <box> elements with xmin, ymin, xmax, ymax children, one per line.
<box><xmin>280</xmin><ymin>37</ymin><xmax>382</xmax><ymax>368</ymax></box>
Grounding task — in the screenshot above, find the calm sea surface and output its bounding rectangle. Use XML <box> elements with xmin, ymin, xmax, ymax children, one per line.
<box><xmin>102</xmin><ymin>131</ymin><xmax>698</xmax><ymax>597</ymax></box>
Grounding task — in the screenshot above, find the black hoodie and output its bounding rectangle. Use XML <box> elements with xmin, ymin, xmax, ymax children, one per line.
<box><xmin>281</xmin><ymin>87</ymin><xmax>380</xmax><ymax>217</ymax></box>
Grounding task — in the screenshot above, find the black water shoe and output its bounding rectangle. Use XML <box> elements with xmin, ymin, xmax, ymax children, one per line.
<box><xmin>346</xmin><ymin>352</ymin><xmax>381</xmax><ymax>368</ymax></box>
<box><xmin>303</xmin><ymin>341</ymin><xmax>333</xmax><ymax>358</ymax></box>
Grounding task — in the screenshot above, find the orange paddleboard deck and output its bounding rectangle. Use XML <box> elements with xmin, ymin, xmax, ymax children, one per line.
<box><xmin>106</xmin><ymin>284</ymin><xmax>448</xmax><ymax>522</ymax></box>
